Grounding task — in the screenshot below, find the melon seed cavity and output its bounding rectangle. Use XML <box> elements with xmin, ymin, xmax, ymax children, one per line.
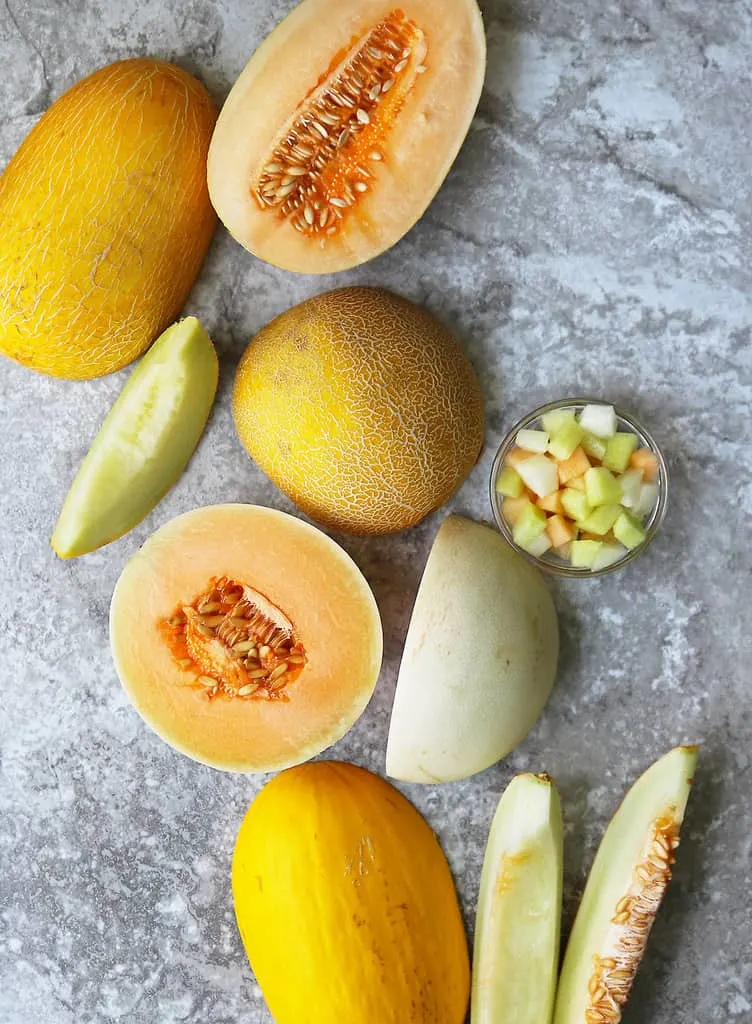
<box><xmin>253</xmin><ymin>10</ymin><xmax>428</xmax><ymax>239</ymax></box>
<box><xmin>162</xmin><ymin>576</ymin><xmax>307</xmax><ymax>701</ymax></box>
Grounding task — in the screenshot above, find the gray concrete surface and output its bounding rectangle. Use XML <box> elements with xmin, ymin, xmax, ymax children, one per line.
<box><xmin>1</xmin><ymin>0</ymin><xmax>751</xmax><ymax>1021</ymax></box>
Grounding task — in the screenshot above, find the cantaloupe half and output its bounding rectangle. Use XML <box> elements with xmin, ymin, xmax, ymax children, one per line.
<box><xmin>208</xmin><ymin>0</ymin><xmax>486</xmax><ymax>273</ymax></box>
<box><xmin>110</xmin><ymin>504</ymin><xmax>383</xmax><ymax>772</ymax></box>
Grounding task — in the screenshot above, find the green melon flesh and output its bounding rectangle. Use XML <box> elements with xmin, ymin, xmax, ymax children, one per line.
<box><xmin>51</xmin><ymin>317</ymin><xmax>218</xmax><ymax>558</ymax></box>
<box><xmin>472</xmin><ymin>773</ymin><xmax>563</xmax><ymax>1024</ymax></box>
<box><xmin>553</xmin><ymin>745</ymin><xmax>698</xmax><ymax>1024</ymax></box>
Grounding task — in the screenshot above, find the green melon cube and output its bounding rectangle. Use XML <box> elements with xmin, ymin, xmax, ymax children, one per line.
<box><xmin>523</xmin><ymin>532</ymin><xmax>553</xmax><ymax>558</ymax></box>
<box><xmin>581</xmin><ymin>432</ymin><xmax>608</xmax><ymax>461</ymax></box>
<box><xmin>580</xmin><ymin>504</ymin><xmax>622</xmax><ymax>536</ymax></box>
<box><xmin>542</xmin><ymin>408</ymin><xmax>576</xmax><ymax>436</ymax></box>
<box><xmin>560</xmin><ymin>488</ymin><xmax>591</xmax><ymax>523</ymax></box>
<box><xmin>602</xmin><ymin>432</ymin><xmax>639</xmax><ymax>473</ymax></box>
<box><xmin>570</xmin><ymin>540</ymin><xmax>603</xmax><ymax>568</ymax></box>
<box><xmin>613</xmin><ymin>511</ymin><xmax>647</xmax><ymax>550</ymax></box>
<box><xmin>585</xmin><ymin>467</ymin><xmax>623</xmax><ymax>507</ymax></box>
<box><xmin>512</xmin><ymin>504</ymin><xmax>548</xmax><ymax>548</ymax></box>
<box><xmin>495</xmin><ymin>467</ymin><xmax>524</xmax><ymax>498</ymax></box>
<box><xmin>548</xmin><ymin>420</ymin><xmax>585</xmax><ymax>461</ymax></box>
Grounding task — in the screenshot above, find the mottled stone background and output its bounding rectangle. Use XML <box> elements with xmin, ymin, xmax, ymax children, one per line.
<box><xmin>1</xmin><ymin>1</ymin><xmax>751</xmax><ymax>1021</ymax></box>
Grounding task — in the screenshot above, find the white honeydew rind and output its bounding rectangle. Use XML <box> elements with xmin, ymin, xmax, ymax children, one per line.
<box><xmin>553</xmin><ymin>746</ymin><xmax>698</xmax><ymax>1024</ymax></box>
<box><xmin>471</xmin><ymin>773</ymin><xmax>563</xmax><ymax>1024</ymax></box>
<box><xmin>385</xmin><ymin>515</ymin><xmax>559</xmax><ymax>783</ymax></box>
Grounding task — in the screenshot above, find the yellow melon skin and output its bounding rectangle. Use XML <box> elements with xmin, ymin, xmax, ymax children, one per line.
<box><xmin>0</xmin><ymin>59</ymin><xmax>217</xmax><ymax>379</ymax></box>
<box><xmin>233</xmin><ymin>761</ymin><xmax>470</xmax><ymax>1024</ymax></box>
<box><xmin>233</xmin><ymin>286</ymin><xmax>485</xmax><ymax>534</ymax></box>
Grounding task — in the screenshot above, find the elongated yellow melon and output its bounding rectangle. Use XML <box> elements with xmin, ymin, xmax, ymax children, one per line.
<box><xmin>0</xmin><ymin>59</ymin><xmax>217</xmax><ymax>379</ymax></box>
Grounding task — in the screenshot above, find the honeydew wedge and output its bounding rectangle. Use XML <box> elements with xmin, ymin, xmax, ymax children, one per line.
<box><xmin>51</xmin><ymin>317</ymin><xmax>218</xmax><ymax>558</ymax></box>
<box><xmin>553</xmin><ymin>746</ymin><xmax>698</xmax><ymax>1024</ymax></box>
<box><xmin>472</xmin><ymin>773</ymin><xmax>563</xmax><ymax>1024</ymax></box>
<box><xmin>386</xmin><ymin>515</ymin><xmax>558</xmax><ymax>783</ymax></box>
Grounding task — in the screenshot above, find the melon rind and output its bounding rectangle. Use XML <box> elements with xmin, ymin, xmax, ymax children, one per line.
<box><xmin>472</xmin><ymin>773</ymin><xmax>563</xmax><ymax>1024</ymax></box>
<box><xmin>553</xmin><ymin>745</ymin><xmax>699</xmax><ymax>1024</ymax></box>
<box><xmin>385</xmin><ymin>515</ymin><xmax>559</xmax><ymax>783</ymax></box>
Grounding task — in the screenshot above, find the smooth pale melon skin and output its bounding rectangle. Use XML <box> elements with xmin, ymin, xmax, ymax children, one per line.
<box><xmin>208</xmin><ymin>0</ymin><xmax>486</xmax><ymax>273</ymax></box>
<box><xmin>233</xmin><ymin>762</ymin><xmax>470</xmax><ymax>1023</ymax></box>
<box><xmin>472</xmin><ymin>774</ymin><xmax>563</xmax><ymax>1024</ymax></box>
<box><xmin>110</xmin><ymin>505</ymin><xmax>383</xmax><ymax>772</ymax></box>
<box><xmin>0</xmin><ymin>59</ymin><xmax>217</xmax><ymax>379</ymax></box>
<box><xmin>233</xmin><ymin>287</ymin><xmax>485</xmax><ymax>535</ymax></box>
<box><xmin>386</xmin><ymin>515</ymin><xmax>559</xmax><ymax>783</ymax></box>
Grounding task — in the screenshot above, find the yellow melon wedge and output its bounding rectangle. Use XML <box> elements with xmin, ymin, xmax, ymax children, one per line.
<box><xmin>51</xmin><ymin>317</ymin><xmax>218</xmax><ymax>558</ymax></box>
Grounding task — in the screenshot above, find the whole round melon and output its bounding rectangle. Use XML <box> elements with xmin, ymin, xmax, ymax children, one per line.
<box><xmin>233</xmin><ymin>286</ymin><xmax>485</xmax><ymax>534</ymax></box>
<box><xmin>0</xmin><ymin>59</ymin><xmax>217</xmax><ymax>379</ymax></box>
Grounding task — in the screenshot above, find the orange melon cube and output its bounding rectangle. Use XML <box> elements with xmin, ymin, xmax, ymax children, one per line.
<box><xmin>501</xmin><ymin>496</ymin><xmax>532</xmax><ymax>526</ymax></box>
<box><xmin>558</xmin><ymin>446</ymin><xmax>591</xmax><ymax>484</ymax></box>
<box><xmin>505</xmin><ymin>447</ymin><xmax>533</xmax><ymax>469</ymax></box>
<box><xmin>546</xmin><ymin>514</ymin><xmax>576</xmax><ymax>548</ymax></box>
<box><xmin>630</xmin><ymin>448</ymin><xmax>659</xmax><ymax>481</ymax></box>
<box><xmin>537</xmin><ymin>490</ymin><xmax>564</xmax><ymax>515</ymax></box>
<box><xmin>567</xmin><ymin>474</ymin><xmax>587</xmax><ymax>492</ymax></box>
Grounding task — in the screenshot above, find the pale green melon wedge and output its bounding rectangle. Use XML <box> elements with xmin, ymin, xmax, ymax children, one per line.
<box><xmin>553</xmin><ymin>745</ymin><xmax>698</xmax><ymax>1024</ymax></box>
<box><xmin>472</xmin><ymin>773</ymin><xmax>563</xmax><ymax>1024</ymax></box>
<box><xmin>52</xmin><ymin>317</ymin><xmax>218</xmax><ymax>558</ymax></box>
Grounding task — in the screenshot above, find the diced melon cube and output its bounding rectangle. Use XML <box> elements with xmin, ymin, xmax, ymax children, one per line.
<box><xmin>523</xmin><ymin>532</ymin><xmax>553</xmax><ymax>558</ymax></box>
<box><xmin>635</xmin><ymin>482</ymin><xmax>659</xmax><ymax>519</ymax></box>
<box><xmin>512</xmin><ymin>504</ymin><xmax>548</xmax><ymax>548</ymax></box>
<box><xmin>581</xmin><ymin>432</ymin><xmax>608</xmax><ymax>461</ymax></box>
<box><xmin>630</xmin><ymin>447</ymin><xmax>660</xmax><ymax>481</ymax></box>
<box><xmin>578</xmin><ymin>404</ymin><xmax>617</xmax><ymax>438</ymax></box>
<box><xmin>602</xmin><ymin>432</ymin><xmax>639</xmax><ymax>473</ymax></box>
<box><xmin>553</xmin><ymin>542</ymin><xmax>572</xmax><ymax>561</ymax></box>
<box><xmin>579</xmin><ymin>504</ymin><xmax>622</xmax><ymax>536</ymax></box>
<box><xmin>501</xmin><ymin>496</ymin><xmax>532</xmax><ymax>526</ymax></box>
<box><xmin>592</xmin><ymin>542</ymin><xmax>629</xmax><ymax>571</ymax></box>
<box><xmin>505</xmin><ymin>447</ymin><xmax>533</xmax><ymax>469</ymax></box>
<box><xmin>516</xmin><ymin>429</ymin><xmax>550</xmax><ymax>453</ymax></box>
<box><xmin>541</xmin><ymin>408</ymin><xmax>576</xmax><ymax>435</ymax></box>
<box><xmin>613</xmin><ymin>510</ymin><xmax>647</xmax><ymax>550</ymax></box>
<box><xmin>546</xmin><ymin>514</ymin><xmax>576</xmax><ymax>548</ymax></box>
<box><xmin>516</xmin><ymin>455</ymin><xmax>559</xmax><ymax>498</ymax></box>
<box><xmin>570</xmin><ymin>540</ymin><xmax>603</xmax><ymax>569</ymax></box>
<box><xmin>568</xmin><ymin>474</ymin><xmax>587</xmax><ymax>492</ymax></box>
<box><xmin>548</xmin><ymin>420</ymin><xmax>585</xmax><ymax>461</ymax></box>
<box><xmin>537</xmin><ymin>490</ymin><xmax>564</xmax><ymax>515</ymax></box>
<box><xmin>619</xmin><ymin>468</ymin><xmax>643</xmax><ymax>508</ymax></box>
<box><xmin>584</xmin><ymin>467</ymin><xmax>623</xmax><ymax>507</ymax></box>
<box><xmin>561</xmin><ymin>488</ymin><xmax>591</xmax><ymax>522</ymax></box>
<box><xmin>558</xmin><ymin>446</ymin><xmax>591</xmax><ymax>484</ymax></box>
<box><xmin>495</xmin><ymin>467</ymin><xmax>524</xmax><ymax>498</ymax></box>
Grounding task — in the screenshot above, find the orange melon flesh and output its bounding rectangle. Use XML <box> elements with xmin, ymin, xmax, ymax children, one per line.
<box><xmin>110</xmin><ymin>504</ymin><xmax>383</xmax><ymax>772</ymax></box>
<box><xmin>208</xmin><ymin>0</ymin><xmax>486</xmax><ymax>273</ymax></box>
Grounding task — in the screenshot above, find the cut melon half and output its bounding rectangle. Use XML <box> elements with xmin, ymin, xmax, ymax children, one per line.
<box><xmin>51</xmin><ymin>317</ymin><xmax>218</xmax><ymax>558</ymax></box>
<box><xmin>553</xmin><ymin>745</ymin><xmax>699</xmax><ymax>1024</ymax></box>
<box><xmin>207</xmin><ymin>0</ymin><xmax>486</xmax><ymax>273</ymax></box>
<box><xmin>110</xmin><ymin>504</ymin><xmax>383</xmax><ymax>772</ymax></box>
<box><xmin>472</xmin><ymin>773</ymin><xmax>563</xmax><ymax>1024</ymax></box>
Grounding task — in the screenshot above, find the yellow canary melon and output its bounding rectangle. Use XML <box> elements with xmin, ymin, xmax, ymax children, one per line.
<box><xmin>233</xmin><ymin>761</ymin><xmax>470</xmax><ymax>1023</ymax></box>
<box><xmin>233</xmin><ymin>286</ymin><xmax>485</xmax><ymax>534</ymax></box>
<box><xmin>207</xmin><ymin>0</ymin><xmax>486</xmax><ymax>273</ymax></box>
<box><xmin>0</xmin><ymin>59</ymin><xmax>217</xmax><ymax>379</ymax></box>
<box><xmin>109</xmin><ymin>504</ymin><xmax>383</xmax><ymax>772</ymax></box>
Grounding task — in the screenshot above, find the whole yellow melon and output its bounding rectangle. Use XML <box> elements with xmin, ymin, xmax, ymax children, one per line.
<box><xmin>233</xmin><ymin>287</ymin><xmax>485</xmax><ymax>534</ymax></box>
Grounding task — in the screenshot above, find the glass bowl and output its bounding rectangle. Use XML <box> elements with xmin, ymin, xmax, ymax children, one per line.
<box><xmin>489</xmin><ymin>397</ymin><xmax>669</xmax><ymax>578</ymax></box>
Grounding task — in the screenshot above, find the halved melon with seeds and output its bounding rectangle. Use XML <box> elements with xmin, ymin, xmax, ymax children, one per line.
<box><xmin>207</xmin><ymin>0</ymin><xmax>486</xmax><ymax>272</ymax></box>
<box><xmin>110</xmin><ymin>504</ymin><xmax>383</xmax><ymax>772</ymax></box>
<box><xmin>553</xmin><ymin>746</ymin><xmax>699</xmax><ymax>1024</ymax></box>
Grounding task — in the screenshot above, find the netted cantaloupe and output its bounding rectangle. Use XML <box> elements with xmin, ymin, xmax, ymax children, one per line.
<box><xmin>233</xmin><ymin>761</ymin><xmax>470</xmax><ymax>1022</ymax></box>
<box><xmin>110</xmin><ymin>504</ymin><xmax>383</xmax><ymax>772</ymax></box>
<box><xmin>233</xmin><ymin>287</ymin><xmax>485</xmax><ymax>534</ymax></box>
<box><xmin>0</xmin><ymin>59</ymin><xmax>217</xmax><ymax>379</ymax></box>
<box><xmin>208</xmin><ymin>0</ymin><xmax>486</xmax><ymax>273</ymax></box>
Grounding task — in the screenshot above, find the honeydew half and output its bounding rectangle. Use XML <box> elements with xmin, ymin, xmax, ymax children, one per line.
<box><xmin>472</xmin><ymin>773</ymin><xmax>563</xmax><ymax>1024</ymax></box>
<box><xmin>553</xmin><ymin>746</ymin><xmax>698</xmax><ymax>1024</ymax></box>
<box><xmin>386</xmin><ymin>515</ymin><xmax>559</xmax><ymax>783</ymax></box>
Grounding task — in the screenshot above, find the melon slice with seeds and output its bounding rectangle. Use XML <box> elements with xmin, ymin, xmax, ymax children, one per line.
<box><xmin>553</xmin><ymin>745</ymin><xmax>698</xmax><ymax>1024</ymax></box>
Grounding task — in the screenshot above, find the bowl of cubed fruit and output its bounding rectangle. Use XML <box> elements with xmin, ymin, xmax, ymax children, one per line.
<box><xmin>490</xmin><ymin>399</ymin><xmax>668</xmax><ymax>577</ymax></box>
